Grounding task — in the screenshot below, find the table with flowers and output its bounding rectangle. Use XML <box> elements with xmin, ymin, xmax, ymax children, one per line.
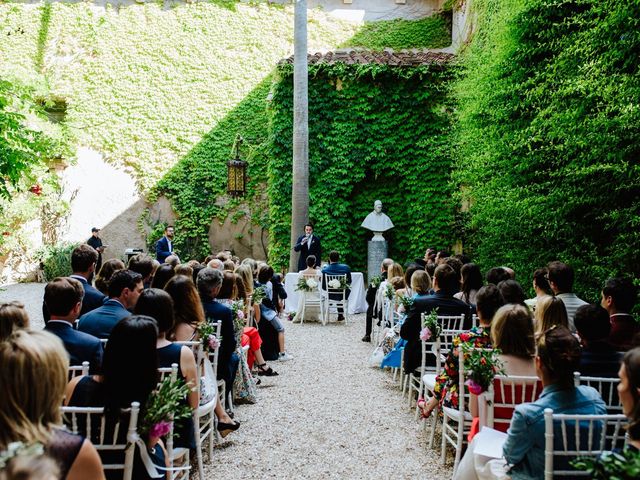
<box><xmin>283</xmin><ymin>272</ymin><xmax>368</xmax><ymax>315</ymax></box>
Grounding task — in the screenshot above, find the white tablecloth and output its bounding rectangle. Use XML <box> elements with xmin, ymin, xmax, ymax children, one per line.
<box><xmin>284</xmin><ymin>272</ymin><xmax>368</xmax><ymax>314</ymax></box>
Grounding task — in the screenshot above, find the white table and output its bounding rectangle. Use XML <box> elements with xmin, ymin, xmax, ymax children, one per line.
<box><xmin>284</xmin><ymin>272</ymin><xmax>368</xmax><ymax>314</ymax></box>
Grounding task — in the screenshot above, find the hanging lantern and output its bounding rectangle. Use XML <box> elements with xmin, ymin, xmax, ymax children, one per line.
<box><xmin>227</xmin><ymin>135</ymin><xmax>247</xmax><ymax>197</ymax></box>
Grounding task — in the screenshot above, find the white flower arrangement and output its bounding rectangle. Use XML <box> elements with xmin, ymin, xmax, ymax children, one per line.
<box><xmin>328</xmin><ymin>279</ymin><xmax>341</xmax><ymax>289</ymax></box>
<box><xmin>306</xmin><ymin>278</ymin><xmax>318</xmax><ymax>289</ymax></box>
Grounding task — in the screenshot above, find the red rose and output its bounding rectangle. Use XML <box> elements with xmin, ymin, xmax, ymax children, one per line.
<box><xmin>29</xmin><ymin>184</ymin><xmax>42</xmax><ymax>195</ymax></box>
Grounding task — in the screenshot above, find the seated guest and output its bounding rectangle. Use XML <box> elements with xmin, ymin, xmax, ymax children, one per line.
<box><xmin>486</xmin><ymin>266</ymin><xmax>511</xmax><ymax>286</ymax></box>
<box><xmin>419</xmin><ymin>284</ymin><xmax>503</xmax><ymax>418</ymax></box>
<box><xmin>455</xmin><ymin>326</ymin><xmax>607</xmax><ymax>480</ymax></box>
<box><xmin>44</xmin><ymin>277</ymin><xmax>103</xmax><ymax>374</ymax></box>
<box><xmin>497</xmin><ymin>279</ymin><xmax>527</xmax><ymax>306</ymax></box>
<box><xmin>534</xmin><ymin>295</ymin><xmax>569</xmax><ymax>336</ymax></box>
<box><xmin>321</xmin><ymin>251</ymin><xmax>352</xmax><ymax>322</ymax></box>
<box><xmin>134</xmin><ymin>289</ymin><xmax>201</xmax><ymax>447</ymax></box>
<box><xmin>602</xmin><ymin>277</ymin><xmax>639</xmax><ymax>351</ymax></box>
<box><xmin>0</xmin><ymin>301</ymin><xmax>29</xmax><ymax>340</ymax></box>
<box><xmin>0</xmin><ymin>449</ymin><xmax>60</xmax><ymax>480</ymax></box>
<box><xmin>127</xmin><ymin>253</ymin><xmax>155</xmax><ymax>288</ymax></box>
<box><xmin>197</xmin><ymin>267</ymin><xmax>240</xmax><ymax>391</ymax></box>
<box><xmin>1</xmin><ymin>330</ymin><xmax>104</xmax><ymax>480</ymax></box>
<box><xmin>299</xmin><ymin>255</ymin><xmax>318</xmax><ymax>275</ymax></box>
<box><xmin>524</xmin><ymin>268</ymin><xmax>552</xmax><ymax>311</ymax></box>
<box><xmin>411</xmin><ymin>270</ymin><xmax>432</xmax><ymax>297</ymax></box>
<box><xmin>396</xmin><ymin>264</ymin><xmax>421</xmax><ymax>298</ymax></box>
<box><xmin>257</xmin><ymin>264</ymin><xmax>293</xmax><ymax>361</ymax></box>
<box><xmin>77</xmin><ymin>270</ymin><xmax>143</xmax><ymax>339</ymax></box>
<box><xmin>164</xmin><ymin>275</ymin><xmax>206</xmax><ymax>341</ymax></box>
<box><xmin>174</xmin><ymin>263</ymin><xmax>193</xmax><ymax>278</ymax></box>
<box><xmin>400</xmin><ymin>264</ymin><xmax>473</xmax><ymax>375</ymax></box>
<box><xmin>614</xmin><ymin>347</ymin><xmax>640</xmax><ymax>448</ymax></box>
<box><xmin>547</xmin><ymin>260</ymin><xmax>587</xmax><ymax>331</ymax></box>
<box><xmin>270</xmin><ymin>273</ymin><xmax>287</xmax><ymax>316</ymax></box>
<box><xmin>575</xmin><ymin>303</ymin><xmax>623</xmax><ymax>378</ymax></box>
<box><xmin>150</xmin><ymin>264</ymin><xmax>175</xmax><ymax>289</ymax></box>
<box><xmin>164</xmin><ymin>254</ymin><xmax>180</xmax><ymax>268</ymax></box>
<box><xmin>65</xmin><ymin>317</ymin><xmax>165</xmax><ymax>479</ymax></box>
<box><xmin>94</xmin><ymin>259</ymin><xmax>125</xmax><ymax>296</ymax></box>
<box><xmin>454</xmin><ymin>263</ymin><xmax>483</xmax><ymax>306</ymax></box>
<box><xmin>44</xmin><ymin>244</ymin><xmax>106</xmax><ymax>322</ymax></box>
<box><xmin>444</xmin><ymin>257</ymin><xmax>463</xmax><ymax>285</ymax></box>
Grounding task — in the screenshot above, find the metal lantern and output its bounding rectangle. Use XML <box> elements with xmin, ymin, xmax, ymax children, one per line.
<box><xmin>227</xmin><ymin>135</ymin><xmax>247</xmax><ymax>197</ymax></box>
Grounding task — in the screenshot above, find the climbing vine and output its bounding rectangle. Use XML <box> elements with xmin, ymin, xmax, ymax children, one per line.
<box><xmin>267</xmin><ymin>62</ymin><xmax>457</xmax><ymax>272</ymax></box>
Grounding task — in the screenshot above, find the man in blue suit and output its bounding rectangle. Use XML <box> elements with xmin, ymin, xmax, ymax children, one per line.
<box><xmin>44</xmin><ymin>277</ymin><xmax>103</xmax><ymax>374</ymax></box>
<box><xmin>197</xmin><ymin>267</ymin><xmax>239</xmax><ymax>397</ymax></box>
<box><xmin>293</xmin><ymin>223</ymin><xmax>321</xmax><ymax>272</ymax></box>
<box><xmin>77</xmin><ymin>270</ymin><xmax>143</xmax><ymax>339</ymax></box>
<box><xmin>43</xmin><ymin>244</ymin><xmax>107</xmax><ymax>323</ymax></box>
<box><xmin>321</xmin><ymin>251</ymin><xmax>352</xmax><ymax>321</ymax></box>
<box><xmin>155</xmin><ymin>225</ymin><xmax>176</xmax><ymax>263</ymax></box>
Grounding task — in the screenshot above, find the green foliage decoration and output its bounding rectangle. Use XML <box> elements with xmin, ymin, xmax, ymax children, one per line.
<box><xmin>342</xmin><ymin>16</ymin><xmax>451</xmax><ymax>50</ymax></box>
<box><xmin>37</xmin><ymin>242</ymin><xmax>77</xmax><ymax>281</ymax></box>
<box><xmin>452</xmin><ymin>0</ymin><xmax>640</xmax><ymax>300</ymax></box>
<box><xmin>267</xmin><ymin>61</ymin><xmax>457</xmax><ymax>272</ymax></box>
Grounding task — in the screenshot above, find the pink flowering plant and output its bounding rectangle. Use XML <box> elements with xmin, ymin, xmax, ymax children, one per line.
<box><xmin>198</xmin><ymin>322</ymin><xmax>221</xmax><ymax>353</ymax></box>
<box><xmin>142</xmin><ymin>376</ymin><xmax>191</xmax><ymax>441</ymax></box>
<box><xmin>231</xmin><ymin>300</ymin><xmax>246</xmax><ymax>336</ymax></box>
<box><xmin>420</xmin><ymin>310</ymin><xmax>441</xmax><ymax>342</ymax></box>
<box><xmin>459</xmin><ymin>343</ymin><xmax>504</xmax><ymax>395</ymax></box>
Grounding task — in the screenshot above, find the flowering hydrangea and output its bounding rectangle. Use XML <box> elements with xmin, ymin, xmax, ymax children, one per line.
<box><xmin>306</xmin><ymin>278</ymin><xmax>318</xmax><ymax>289</ymax></box>
<box><xmin>420</xmin><ymin>327</ymin><xmax>432</xmax><ymax>341</ymax></box>
<box><xmin>208</xmin><ymin>334</ymin><xmax>220</xmax><ymax>350</ymax></box>
<box><xmin>328</xmin><ymin>279</ymin><xmax>341</xmax><ymax>289</ymax></box>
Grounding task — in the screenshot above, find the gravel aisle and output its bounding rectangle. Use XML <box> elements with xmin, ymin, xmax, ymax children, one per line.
<box><xmin>205</xmin><ymin>315</ymin><xmax>451</xmax><ymax>479</ymax></box>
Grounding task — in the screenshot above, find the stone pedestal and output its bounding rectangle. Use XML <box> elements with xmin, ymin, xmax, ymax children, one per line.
<box><xmin>367</xmin><ymin>240</ymin><xmax>388</xmax><ymax>284</ymax></box>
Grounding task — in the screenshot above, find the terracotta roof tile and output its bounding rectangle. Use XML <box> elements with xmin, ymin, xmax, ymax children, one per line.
<box><xmin>279</xmin><ymin>49</ymin><xmax>455</xmax><ymax>67</ymax></box>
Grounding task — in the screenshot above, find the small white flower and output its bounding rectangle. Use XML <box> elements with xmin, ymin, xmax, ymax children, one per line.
<box><xmin>306</xmin><ymin>278</ymin><xmax>318</xmax><ymax>288</ymax></box>
<box><xmin>328</xmin><ymin>279</ymin><xmax>341</xmax><ymax>289</ymax></box>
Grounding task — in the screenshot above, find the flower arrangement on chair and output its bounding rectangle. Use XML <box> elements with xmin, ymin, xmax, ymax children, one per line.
<box><xmin>143</xmin><ymin>376</ymin><xmax>192</xmax><ymax>443</ymax></box>
<box><xmin>385</xmin><ymin>283</ymin><xmax>395</xmax><ymax>300</ymax></box>
<box><xmin>397</xmin><ymin>294</ymin><xmax>414</xmax><ymax>313</ymax></box>
<box><xmin>327</xmin><ymin>277</ymin><xmax>350</xmax><ymax>290</ymax></box>
<box><xmin>251</xmin><ymin>286</ymin><xmax>266</xmax><ymax>304</ymax></box>
<box><xmin>459</xmin><ymin>343</ymin><xmax>504</xmax><ymax>395</ymax></box>
<box><xmin>296</xmin><ymin>276</ymin><xmax>318</xmax><ymax>292</ymax></box>
<box><xmin>230</xmin><ymin>300</ymin><xmax>246</xmax><ymax>334</ymax></box>
<box><xmin>369</xmin><ymin>275</ymin><xmax>382</xmax><ymax>289</ymax></box>
<box><xmin>420</xmin><ymin>310</ymin><xmax>441</xmax><ymax>341</ymax></box>
<box><xmin>197</xmin><ymin>322</ymin><xmax>220</xmax><ymax>354</ymax></box>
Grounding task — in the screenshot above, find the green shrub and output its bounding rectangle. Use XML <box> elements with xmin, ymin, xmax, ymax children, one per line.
<box><xmin>38</xmin><ymin>242</ymin><xmax>77</xmax><ymax>281</ymax></box>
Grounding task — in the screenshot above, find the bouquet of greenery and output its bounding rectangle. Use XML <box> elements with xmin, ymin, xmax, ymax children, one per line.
<box><xmin>385</xmin><ymin>283</ymin><xmax>395</xmax><ymax>300</ymax></box>
<box><xmin>420</xmin><ymin>310</ymin><xmax>441</xmax><ymax>341</ymax></box>
<box><xmin>198</xmin><ymin>322</ymin><xmax>220</xmax><ymax>353</ymax></box>
<box><xmin>251</xmin><ymin>286</ymin><xmax>266</xmax><ymax>304</ymax></box>
<box><xmin>397</xmin><ymin>294</ymin><xmax>414</xmax><ymax>312</ymax></box>
<box><xmin>369</xmin><ymin>275</ymin><xmax>382</xmax><ymax>289</ymax></box>
<box><xmin>230</xmin><ymin>300</ymin><xmax>246</xmax><ymax>335</ymax></box>
<box><xmin>571</xmin><ymin>448</ymin><xmax>640</xmax><ymax>479</ymax></box>
<box><xmin>327</xmin><ymin>277</ymin><xmax>350</xmax><ymax>290</ymax></box>
<box><xmin>287</xmin><ymin>311</ymin><xmax>296</xmax><ymax>322</ymax></box>
<box><xmin>459</xmin><ymin>343</ymin><xmax>504</xmax><ymax>395</ymax></box>
<box><xmin>142</xmin><ymin>376</ymin><xmax>192</xmax><ymax>440</ymax></box>
<box><xmin>296</xmin><ymin>276</ymin><xmax>318</xmax><ymax>292</ymax></box>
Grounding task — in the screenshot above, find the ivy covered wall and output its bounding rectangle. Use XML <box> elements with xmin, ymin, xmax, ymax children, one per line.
<box><xmin>452</xmin><ymin>0</ymin><xmax>640</xmax><ymax>299</ymax></box>
<box><xmin>267</xmin><ymin>61</ymin><xmax>456</xmax><ymax>272</ymax></box>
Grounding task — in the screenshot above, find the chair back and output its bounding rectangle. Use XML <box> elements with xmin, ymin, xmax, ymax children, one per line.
<box><xmin>485</xmin><ymin>375</ymin><xmax>542</xmax><ymax>432</ymax></box>
<box><xmin>68</xmin><ymin>361</ymin><xmax>90</xmax><ymax>381</ymax></box>
<box><xmin>439</xmin><ymin>328</ymin><xmax>466</xmax><ymax>357</ymax></box>
<box><xmin>438</xmin><ymin>314</ymin><xmax>466</xmax><ymax>331</ymax></box>
<box><xmin>573</xmin><ymin>373</ymin><xmax>622</xmax><ymax>414</ymax></box>
<box><xmin>543</xmin><ymin>409</ymin><xmax>627</xmax><ymax>479</ymax></box>
<box><xmin>62</xmin><ymin>401</ymin><xmax>161</xmax><ymax>480</ymax></box>
<box><xmin>323</xmin><ymin>274</ymin><xmax>348</xmax><ymax>300</ymax></box>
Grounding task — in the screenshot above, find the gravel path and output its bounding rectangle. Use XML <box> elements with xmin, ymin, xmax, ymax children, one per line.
<box><xmin>0</xmin><ymin>283</ymin><xmax>452</xmax><ymax>479</ymax></box>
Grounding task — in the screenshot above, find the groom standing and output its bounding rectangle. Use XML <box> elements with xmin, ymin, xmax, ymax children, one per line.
<box><xmin>293</xmin><ymin>223</ymin><xmax>321</xmax><ymax>272</ymax></box>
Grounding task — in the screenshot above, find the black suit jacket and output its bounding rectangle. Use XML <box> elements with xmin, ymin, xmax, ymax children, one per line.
<box><xmin>202</xmin><ymin>300</ymin><xmax>238</xmax><ymax>382</ymax></box>
<box><xmin>400</xmin><ymin>291</ymin><xmax>472</xmax><ymax>373</ymax></box>
<box><xmin>155</xmin><ymin>236</ymin><xmax>172</xmax><ymax>262</ymax></box>
<box><xmin>293</xmin><ymin>234</ymin><xmax>321</xmax><ymax>271</ymax></box>
<box><xmin>44</xmin><ymin>321</ymin><xmax>103</xmax><ymax>374</ymax></box>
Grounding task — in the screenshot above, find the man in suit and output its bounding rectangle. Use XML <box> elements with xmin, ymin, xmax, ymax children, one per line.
<box><xmin>601</xmin><ymin>277</ymin><xmax>639</xmax><ymax>351</ymax></box>
<box><xmin>77</xmin><ymin>270</ymin><xmax>143</xmax><ymax>338</ymax></box>
<box><xmin>43</xmin><ymin>277</ymin><xmax>103</xmax><ymax>374</ymax></box>
<box><xmin>43</xmin><ymin>244</ymin><xmax>107</xmax><ymax>323</ymax></box>
<box><xmin>547</xmin><ymin>261</ymin><xmax>587</xmax><ymax>331</ymax></box>
<box><xmin>293</xmin><ymin>223</ymin><xmax>321</xmax><ymax>272</ymax></box>
<box><xmin>400</xmin><ymin>264</ymin><xmax>472</xmax><ymax>374</ymax></box>
<box><xmin>156</xmin><ymin>225</ymin><xmax>176</xmax><ymax>263</ymax></box>
<box><xmin>197</xmin><ymin>267</ymin><xmax>239</xmax><ymax>394</ymax></box>
<box><xmin>86</xmin><ymin>227</ymin><xmax>105</xmax><ymax>273</ymax></box>
<box><xmin>321</xmin><ymin>251</ymin><xmax>352</xmax><ymax>322</ymax></box>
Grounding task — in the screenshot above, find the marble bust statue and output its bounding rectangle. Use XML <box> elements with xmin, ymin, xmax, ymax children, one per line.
<box><xmin>361</xmin><ymin>200</ymin><xmax>394</xmax><ymax>241</ymax></box>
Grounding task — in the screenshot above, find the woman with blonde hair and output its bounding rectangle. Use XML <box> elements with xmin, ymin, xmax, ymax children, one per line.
<box><xmin>410</xmin><ymin>270</ymin><xmax>432</xmax><ymax>296</ymax></box>
<box><xmin>388</xmin><ymin>262</ymin><xmax>404</xmax><ymax>281</ymax></box>
<box><xmin>0</xmin><ymin>330</ymin><xmax>104</xmax><ymax>480</ymax></box>
<box><xmin>534</xmin><ymin>295</ymin><xmax>569</xmax><ymax>335</ymax></box>
<box><xmin>0</xmin><ymin>301</ymin><xmax>29</xmax><ymax>340</ymax></box>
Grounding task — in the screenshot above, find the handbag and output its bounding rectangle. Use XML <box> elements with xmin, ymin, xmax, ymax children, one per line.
<box><xmin>199</xmin><ymin>357</ymin><xmax>216</xmax><ymax>405</ymax></box>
